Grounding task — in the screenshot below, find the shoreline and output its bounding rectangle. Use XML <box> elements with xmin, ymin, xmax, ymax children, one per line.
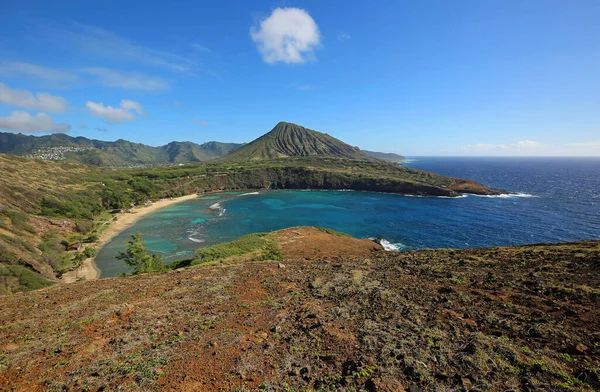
<box><xmin>60</xmin><ymin>193</ymin><xmax>199</xmax><ymax>283</ymax></box>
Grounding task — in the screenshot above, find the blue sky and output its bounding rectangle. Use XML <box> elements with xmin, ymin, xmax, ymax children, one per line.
<box><xmin>0</xmin><ymin>0</ymin><xmax>599</xmax><ymax>156</ymax></box>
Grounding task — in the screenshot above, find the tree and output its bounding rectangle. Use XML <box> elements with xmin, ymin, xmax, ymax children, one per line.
<box><xmin>116</xmin><ymin>233</ymin><xmax>163</xmax><ymax>274</ymax></box>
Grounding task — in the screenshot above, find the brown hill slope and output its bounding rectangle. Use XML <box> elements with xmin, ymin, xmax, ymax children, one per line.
<box><xmin>0</xmin><ymin>229</ymin><xmax>598</xmax><ymax>391</ymax></box>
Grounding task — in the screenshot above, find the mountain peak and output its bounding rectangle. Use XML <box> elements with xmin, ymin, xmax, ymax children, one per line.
<box><xmin>222</xmin><ymin>122</ymin><xmax>371</xmax><ymax>161</ymax></box>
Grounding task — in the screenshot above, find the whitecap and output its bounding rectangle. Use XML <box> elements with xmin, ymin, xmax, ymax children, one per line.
<box><xmin>470</xmin><ymin>192</ymin><xmax>538</xmax><ymax>198</ymax></box>
<box><xmin>240</xmin><ymin>192</ymin><xmax>260</xmax><ymax>196</ymax></box>
<box><xmin>188</xmin><ymin>236</ymin><xmax>205</xmax><ymax>243</ymax></box>
<box><xmin>370</xmin><ymin>238</ymin><xmax>406</xmax><ymax>251</ymax></box>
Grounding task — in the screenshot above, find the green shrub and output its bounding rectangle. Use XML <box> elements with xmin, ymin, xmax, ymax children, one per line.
<box><xmin>192</xmin><ymin>233</ymin><xmax>282</xmax><ymax>265</ymax></box>
<box><xmin>116</xmin><ymin>233</ymin><xmax>164</xmax><ymax>274</ymax></box>
<box><xmin>84</xmin><ymin>234</ymin><xmax>99</xmax><ymax>243</ymax></box>
<box><xmin>1</xmin><ymin>209</ymin><xmax>36</xmax><ymax>234</ymax></box>
<box><xmin>83</xmin><ymin>247</ymin><xmax>98</xmax><ymax>258</ymax></box>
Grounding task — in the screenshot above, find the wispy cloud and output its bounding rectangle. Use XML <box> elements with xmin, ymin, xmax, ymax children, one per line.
<box><xmin>0</xmin><ymin>61</ymin><xmax>78</xmax><ymax>84</ymax></box>
<box><xmin>0</xmin><ymin>111</ymin><xmax>70</xmax><ymax>133</ymax></box>
<box><xmin>0</xmin><ymin>82</ymin><xmax>69</xmax><ymax>112</ymax></box>
<box><xmin>250</xmin><ymin>8</ymin><xmax>321</xmax><ymax>64</ymax></box>
<box><xmin>86</xmin><ymin>99</ymin><xmax>145</xmax><ymax>124</ymax></box>
<box><xmin>463</xmin><ymin>140</ymin><xmax>541</xmax><ymax>153</ymax></box>
<box><xmin>0</xmin><ymin>61</ymin><xmax>170</xmax><ymax>91</ymax></box>
<box><xmin>566</xmin><ymin>141</ymin><xmax>600</xmax><ymax>148</ymax></box>
<box><xmin>43</xmin><ymin>22</ymin><xmax>195</xmax><ymax>73</ymax></box>
<box><xmin>191</xmin><ymin>43</ymin><xmax>211</xmax><ymax>52</ymax></box>
<box><xmin>95</xmin><ymin>127</ymin><xmax>108</xmax><ymax>133</ymax></box>
<box><xmin>337</xmin><ymin>31</ymin><xmax>351</xmax><ymax>41</ymax></box>
<box><xmin>193</xmin><ymin>117</ymin><xmax>209</xmax><ymax>127</ymax></box>
<box><xmin>82</xmin><ymin>67</ymin><xmax>170</xmax><ymax>91</ymax></box>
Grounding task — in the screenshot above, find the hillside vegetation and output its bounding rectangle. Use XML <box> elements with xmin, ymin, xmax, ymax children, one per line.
<box><xmin>0</xmin><ymin>228</ymin><xmax>597</xmax><ymax>391</ymax></box>
<box><xmin>221</xmin><ymin>122</ymin><xmax>371</xmax><ymax>161</ymax></box>
<box><xmin>362</xmin><ymin>150</ymin><xmax>406</xmax><ymax>162</ymax></box>
<box><xmin>0</xmin><ymin>131</ymin><xmax>243</xmax><ymax>167</ymax></box>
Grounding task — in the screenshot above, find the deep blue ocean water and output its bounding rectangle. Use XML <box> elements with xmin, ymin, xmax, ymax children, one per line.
<box><xmin>96</xmin><ymin>157</ymin><xmax>600</xmax><ymax>277</ymax></box>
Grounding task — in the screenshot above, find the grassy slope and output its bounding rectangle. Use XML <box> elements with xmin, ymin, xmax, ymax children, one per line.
<box><xmin>0</xmin><ymin>232</ymin><xmax>597</xmax><ymax>391</ymax></box>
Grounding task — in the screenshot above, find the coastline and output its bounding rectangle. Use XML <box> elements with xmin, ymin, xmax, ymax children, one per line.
<box><xmin>60</xmin><ymin>193</ymin><xmax>199</xmax><ymax>283</ymax></box>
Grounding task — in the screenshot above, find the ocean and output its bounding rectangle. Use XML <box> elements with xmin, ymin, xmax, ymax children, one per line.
<box><xmin>95</xmin><ymin>157</ymin><xmax>600</xmax><ymax>277</ymax></box>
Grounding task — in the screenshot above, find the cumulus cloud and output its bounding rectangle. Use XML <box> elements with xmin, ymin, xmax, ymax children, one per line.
<box><xmin>82</xmin><ymin>67</ymin><xmax>170</xmax><ymax>91</ymax></box>
<box><xmin>0</xmin><ymin>83</ymin><xmax>68</xmax><ymax>113</ymax></box>
<box><xmin>0</xmin><ymin>111</ymin><xmax>70</xmax><ymax>133</ymax></box>
<box><xmin>86</xmin><ymin>100</ymin><xmax>144</xmax><ymax>124</ymax></box>
<box><xmin>250</xmin><ymin>7</ymin><xmax>321</xmax><ymax>64</ymax></box>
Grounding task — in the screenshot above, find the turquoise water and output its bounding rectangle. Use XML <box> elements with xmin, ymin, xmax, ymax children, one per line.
<box><xmin>95</xmin><ymin>158</ymin><xmax>600</xmax><ymax>278</ymax></box>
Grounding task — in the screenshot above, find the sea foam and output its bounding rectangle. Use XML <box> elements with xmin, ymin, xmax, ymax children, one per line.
<box><xmin>371</xmin><ymin>238</ymin><xmax>405</xmax><ymax>252</ymax></box>
<box><xmin>470</xmin><ymin>192</ymin><xmax>538</xmax><ymax>198</ymax></box>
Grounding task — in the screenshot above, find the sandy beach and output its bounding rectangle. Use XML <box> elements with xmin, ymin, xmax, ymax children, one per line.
<box><xmin>60</xmin><ymin>194</ymin><xmax>199</xmax><ymax>283</ymax></box>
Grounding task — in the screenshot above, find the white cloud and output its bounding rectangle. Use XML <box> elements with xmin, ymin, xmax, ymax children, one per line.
<box><xmin>338</xmin><ymin>32</ymin><xmax>351</xmax><ymax>41</ymax></box>
<box><xmin>86</xmin><ymin>100</ymin><xmax>144</xmax><ymax>124</ymax></box>
<box><xmin>454</xmin><ymin>138</ymin><xmax>600</xmax><ymax>156</ymax></box>
<box><xmin>250</xmin><ymin>8</ymin><xmax>321</xmax><ymax>64</ymax></box>
<box><xmin>515</xmin><ymin>140</ymin><xmax>541</xmax><ymax>149</ymax></box>
<box><xmin>0</xmin><ymin>111</ymin><xmax>70</xmax><ymax>133</ymax></box>
<box><xmin>0</xmin><ymin>83</ymin><xmax>68</xmax><ymax>113</ymax></box>
<box><xmin>82</xmin><ymin>67</ymin><xmax>170</xmax><ymax>91</ymax></box>
<box><xmin>120</xmin><ymin>100</ymin><xmax>145</xmax><ymax>116</ymax></box>
<box><xmin>0</xmin><ymin>61</ymin><xmax>78</xmax><ymax>83</ymax></box>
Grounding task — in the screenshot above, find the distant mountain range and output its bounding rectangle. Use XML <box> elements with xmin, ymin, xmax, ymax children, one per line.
<box><xmin>0</xmin><ymin>123</ymin><xmax>404</xmax><ymax>166</ymax></box>
<box><xmin>0</xmin><ymin>132</ymin><xmax>243</xmax><ymax>167</ymax></box>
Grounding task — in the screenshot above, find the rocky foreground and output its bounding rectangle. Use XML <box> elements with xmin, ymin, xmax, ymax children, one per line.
<box><xmin>0</xmin><ymin>228</ymin><xmax>598</xmax><ymax>391</ymax></box>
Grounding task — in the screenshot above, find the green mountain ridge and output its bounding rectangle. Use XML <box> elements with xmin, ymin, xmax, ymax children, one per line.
<box><xmin>0</xmin><ymin>127</ymin><xmax>405</xmax><ymax>166</ymax></box>
<box><xmin>220</xmin><ymin>122</ymin><xmax>373</xmax><ymax>161</ymax></box>
<box><xmin>0</xmin><ymin>131</ymin><xmax>244</xmax><ymax>167</ymax></box>
<box><xmin>362</xmin><ymin>150</ymin><xmax>405</xmax><ymax>162</ymax></box>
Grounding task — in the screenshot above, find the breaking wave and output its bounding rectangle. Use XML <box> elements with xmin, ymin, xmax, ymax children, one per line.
<box><xmin>370</xmin><ymin>238</ymin><xmax>406</xmax><ymax>252</ymax></box>
<box><xmin>470</xmin><ymin>192</ymin><xmax>538</xmax><ymax>198</ymax></box>
<box><xmin>209</xmin><ymin>202</ymin><xmax>227</xmax><ymax>216</ymax></box>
